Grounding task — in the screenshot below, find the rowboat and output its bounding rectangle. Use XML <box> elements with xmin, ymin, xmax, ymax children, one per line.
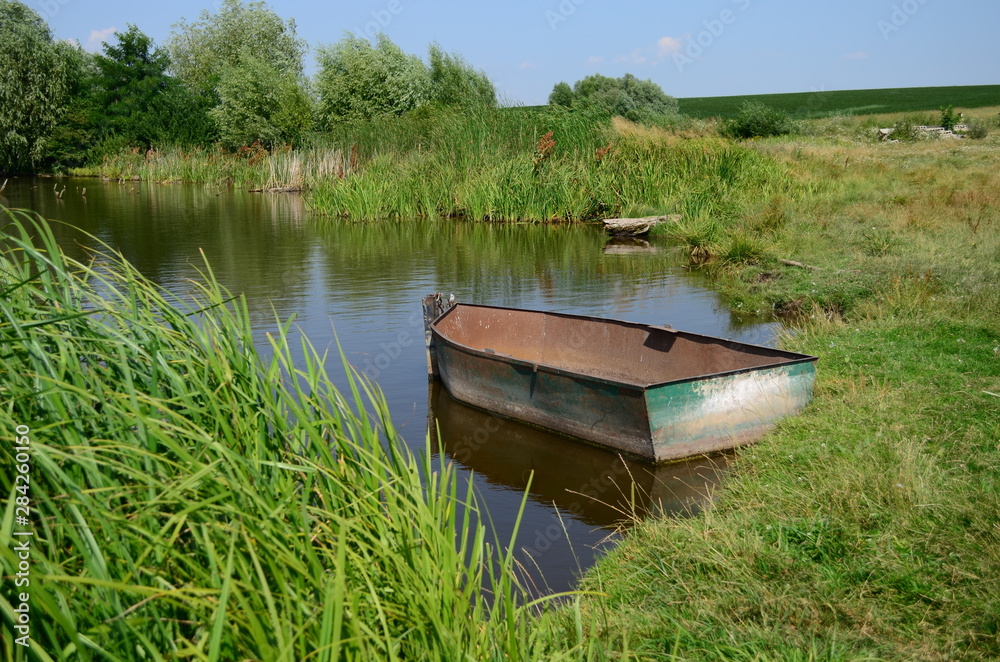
<box><xmin>423</xmin><ymin>296</ymin><xmax>817</xmax><ymax>463</ymax></box>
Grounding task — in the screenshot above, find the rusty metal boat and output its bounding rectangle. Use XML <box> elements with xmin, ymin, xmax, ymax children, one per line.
<box><xmin>423</xmin><ymin>296</ymin><xmax>818</xmax><ymax>463</ymax></box>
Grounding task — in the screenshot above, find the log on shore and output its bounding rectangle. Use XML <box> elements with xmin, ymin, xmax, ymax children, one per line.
<box><xmin>603</xmin><ymin>215</ymin><xmax>680</xmax><ymax>236</ymax></box>
<box><xmin>248</xmin><ymin>185</ymin><xmax>303</xmax><ymax>193</ymax></box>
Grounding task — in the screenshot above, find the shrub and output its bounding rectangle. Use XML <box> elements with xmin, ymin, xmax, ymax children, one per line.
<box><xmin>889</xmin><ymin>118</ymin><xmax>920</xmax><ymax>142</ymax></box>
<box><xmin>316</xmin><ymin>35</ymin><xmax>497</xmax><ymax>125</ymax></box>
<box><xmin>939</xmin><ymin>105</ymin><xmax>956</xmax><ymax>131</ymax></box>
<box><xmin>547</xmin><ymin>73</ymin><xmax>679</xmax><ymax>123</ymax></box>
<box><xmin>721</xmin><ymin>102</ymin><xmax>793</xmax><ymax>139</ymax></box>
<box><xmin>965</xmin><ymin>120</ymin><xmax>989</xmax><ymax>140</ymax></box>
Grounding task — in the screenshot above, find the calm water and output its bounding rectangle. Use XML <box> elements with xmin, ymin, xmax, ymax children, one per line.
<box><xmin>4</xmin><ymin>176</ymin><xmax>779</xmax><ymax>593</ymax></box>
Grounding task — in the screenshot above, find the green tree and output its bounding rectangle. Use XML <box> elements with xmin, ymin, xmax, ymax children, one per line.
<box><xmin>165</xmin><ymin>0</ymin><xmax>306</xmax><ymax>100</ymax></box>
<box><xmin>316</xmin><ymin>33</ymin><xmax>430</xmax><ymax>123</ymax></box>
<box><xmin>548</xmin><ymin>73</ymin><xmax>678</xmax><ymax>123</ymax></box>
<box><xmin>92</xmin><ymin>25</ymin><xmax>178</xmax><ymax>147</ymax></box>
<box><xmin>427</xmin><ymin>43</ymin><xmax>496</xmax><ymax>108</ymax></box>
<box><xmin>210</xmin><ymin>53</ymin><xmax>313</xmax><ymax>149</ymax></box>
<box><xmin>939</xmin><ymin>105</ymin><xmax>956</xmax><ymax>131</ymax></box>
<box><xmin>548</xmin><ymin>81</ymin><xmax>573</xmax><ymax>107</ymax></box>
<box><xmin>44</xmin><ymin>41</ymin><xmax>99</xmax><ymax>169</ymax></box>
<box><xmin>0</xmin><ymin>0</ymin><xmax>70</xmax><ymax>173</ymax></box>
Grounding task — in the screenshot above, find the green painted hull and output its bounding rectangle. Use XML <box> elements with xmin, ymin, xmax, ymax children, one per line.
<box><xmin>430</xmin><ymin>303</ymin><xmax>817</xmax><ymax>463</ymax></box>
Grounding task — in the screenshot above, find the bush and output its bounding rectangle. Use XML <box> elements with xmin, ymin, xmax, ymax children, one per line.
<box><xmin>889</xmin><ymin>118</ymin><xmax>921</xmax><ymax>142</ymax></box>
<box><xmin>721</xmin><ymin>102</ymin><xmax>793</xmax><ymax>139</ymax></box>
<box><xmin>547</xmin><ymin>73</ymin><xmax>679</xmax><ymax>123</ymax></box>
<box><xmin>965</xmin><ymin>120</ymin><xmax>989</xmax><ymax>140</ymax></box>
<box><xmin>316</xmin><ymin>35</ymin><xmax>497</xmax><ymax>125</ymax></box>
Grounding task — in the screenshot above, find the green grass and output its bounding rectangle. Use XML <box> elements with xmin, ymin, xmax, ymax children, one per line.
<box><xmin>678</xmin><ymin>84</ymin><xmax>1000</xmax><ymax>119</ymax></box>
<box><xmin>70</xmin><ymin>143</ymin><xmax>350</xmax><ymax>190</ymax></box>
<box><xmin>309</xmin><ymin>109</ymin><xmax>785</xmax><ymax>222</ymax></box>
<box><xmin>0</xmin><ymin>208</ymin><xmax>622</xmax><ymax>661</ymax></box>
<box><xmin>553</xmin><ymin>116</ymin><xmax>1000</xmax><ymax>660</ymax></box>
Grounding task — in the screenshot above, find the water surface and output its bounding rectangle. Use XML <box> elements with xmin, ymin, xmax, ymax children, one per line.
<box><xmin>4</xmin><ymin>176</ymin><xmax>777</xmax><ymax>593</ymax></box>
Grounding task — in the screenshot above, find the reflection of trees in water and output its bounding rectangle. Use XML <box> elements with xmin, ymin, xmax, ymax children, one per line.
<box><xmin>311</xmin><ymin>218</ymin><xmax>691</xmax><ymax>306</ymax></box>
<box><xmin>9</xmin><ymin>177</ymin><xmax>314</xmax><ymax>324</ymax></box>
<box><xmin>10</xmin><ymin>176</ymin><xmax>770</xmax><ymax>339</ymax></box>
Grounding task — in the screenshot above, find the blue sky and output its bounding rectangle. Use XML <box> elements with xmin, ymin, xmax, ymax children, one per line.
<box><xmin>38</xmin><ymin>0</ymin><xmax>999</xmax><ymax>104</ymax></box>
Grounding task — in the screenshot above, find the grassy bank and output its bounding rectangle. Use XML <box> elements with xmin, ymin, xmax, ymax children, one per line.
<box><xmin>555</xmin><ymin>113</ymin><xmax>1000</xmax><ymax>659</ymax></box>
<box><xmin>71</xmin><ymin>106</ymin><xmax>771</xmax><ymax>223</ymax></box>
<box><xmin>0</xmin><ymin>208</ymin><xmax>617</xmax><ymax>661</ymax></box>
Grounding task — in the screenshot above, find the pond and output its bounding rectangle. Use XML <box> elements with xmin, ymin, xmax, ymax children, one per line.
<box><xmin>3</xmin><ymin>176</ymin><xmax>780</xmax><ymax>594</ymax></box>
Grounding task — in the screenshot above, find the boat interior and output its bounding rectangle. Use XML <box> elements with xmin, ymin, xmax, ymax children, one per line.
<box><xmin>434</xmin><ymin>304</ymin><xmax>807</xmax><ymax>386</ymax></box>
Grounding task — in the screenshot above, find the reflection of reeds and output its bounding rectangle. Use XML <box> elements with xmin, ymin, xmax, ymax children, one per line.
<box><xmin>0</xmin><ymin>208</ymin><xmax>590</xmax><ymax>659</ymax></box>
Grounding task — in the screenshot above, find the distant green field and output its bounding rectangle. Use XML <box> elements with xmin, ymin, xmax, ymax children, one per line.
<box><xmin>677</xmin><ymin>84</ymin><xmax>1000</xmax><ymax>119</ymax></box>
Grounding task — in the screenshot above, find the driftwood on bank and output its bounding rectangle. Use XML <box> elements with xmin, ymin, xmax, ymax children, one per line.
<box><xmin>603</xmin><ymin>214</ymin><xmax>681</xmax><ymax>237</ymax></box>
<box><xmin>249</xmin><ymin>186</ymin><xmax>303</xmax><ymax>193</ymax></box>
<box><xmin>780</xmin><ymin>258</ymin><xmax>822</xmax><ymax>271</ymax></box>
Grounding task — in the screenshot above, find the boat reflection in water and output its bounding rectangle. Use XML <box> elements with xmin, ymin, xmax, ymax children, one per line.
<box><xmin>428</xmin><ymin>382</ymin><xmax>731</xmax><ymax>594</ymax></box>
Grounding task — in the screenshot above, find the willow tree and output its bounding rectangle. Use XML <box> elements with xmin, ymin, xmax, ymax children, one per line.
<box><xmin>165</xmin><ymin>0</ymin><xmax>310</xmax><ymax>148</ymax></box>
<box><xmin>165</xmin><ymin>0</ymin><xmax>307</xmax><ymax>100</ymax></box>
<box><xmin>315</xmin><ymin>33</ymin><xmax>430</xmax><ymax>123</ymax></box>
<box><xmin>210</xmin><ymin>52</ymin><xmax>313</xmax><ymax>149</ymax></box>
<box><xmin>548</xmin><ymin>73</ymin><xmax>678</xmax><ymax>123</ymax></box>
<box><xmin>0</xmin><ymin>0</ymin><xmax>70</xmax><ymax>172</ymax></box>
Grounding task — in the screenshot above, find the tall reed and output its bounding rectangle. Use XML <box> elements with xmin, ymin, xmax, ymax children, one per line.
<box><xmin>0</xmin><ymin>208</ymin><xmax>608</xmax><ymax>660</ymax></box>
<box><xmin>310</xmin><ymin>107</ymin><xmax>785</xmax><ymax>223</ymax></box>
<box><xmin>72</xmin><ymin>144</ymin><xmax>352</xmax><ymax>191</ymax></box>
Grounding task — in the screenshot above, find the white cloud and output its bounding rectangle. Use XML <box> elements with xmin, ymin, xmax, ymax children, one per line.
<box><xmin>657</xmin><ymin>36</ymin><xmax>683</xmax><ymax>56</ymax></box>
<box><xmin>587</xmin><ymin>55</ymin><xmax>604</xmax><ymax>65</ymax></box>
<box><xmin>843</xmin><ymin>51</ymin><xmax>869</xmax><ymax>60</ymax></box>
<box><xmin>518</xmin><ymin>61</ymin><xmax>536</xmax><ymax>70</ymax></box>
<box><xmin>86</xmin><ymin>26</ymin><xmax>117</xmax><ymax>52</ymax></box>
<box><xmin>610</xmin><ymin>37</ymin><xmax>686</xmax><ymax>68</ymax></box>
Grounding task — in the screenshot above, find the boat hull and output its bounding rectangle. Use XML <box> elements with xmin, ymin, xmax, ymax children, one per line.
<box><xmin>430</xmin><ymin>303</ymin><xmax>816</xmax><ymax>463</ymax></box>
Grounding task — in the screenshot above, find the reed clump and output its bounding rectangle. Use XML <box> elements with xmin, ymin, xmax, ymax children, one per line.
<box><xmin>72</xmin><ymin>143</ymin><xmax>352</xmax><ymax>190</ymax></box>
<box><xmin>309</xmin><ymin>106</ymin><xmax>785</xmax><ymax>223</ymax></box>
<box><xmin>0</xmin><ymin>208</ymin><xmax>610</xmax><ymax>660</ymax></box>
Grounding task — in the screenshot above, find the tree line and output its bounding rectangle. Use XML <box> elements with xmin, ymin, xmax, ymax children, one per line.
<box><xmin>1</xmin><ymin>0</ymin><xmax>682</xmax><ymax>175</ymax></box>
<box><xmin>0</xmin><ymin>0</ymin><xmax>500</xmax><ymax>173</ymax></box>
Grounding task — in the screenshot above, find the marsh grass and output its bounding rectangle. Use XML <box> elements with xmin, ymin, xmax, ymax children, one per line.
<box><xmin>0</xmin><ymin>208</ymin><xmax>620</xmax><ymax>661</ymax></box>
<box><xmin>72</xmin><ymin>144</ymin><xmax>352</xmax><ymax>190</ymax></box>
<box><xmin>309</xmin><ymin>108</ymin><xmax>785</xmax><ymax>223</ymax></box>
